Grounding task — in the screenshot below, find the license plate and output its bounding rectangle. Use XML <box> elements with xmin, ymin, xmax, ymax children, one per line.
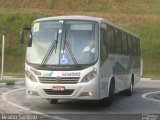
<box><xmin>52</xmin><ymin>86</ymin><xmax>65</xmax><ymax>91</ymax></box>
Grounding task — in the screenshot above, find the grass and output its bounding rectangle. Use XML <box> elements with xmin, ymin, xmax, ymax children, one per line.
<box><xmin>0</xmin><ymin>0</ymin><xmax>160</xmax><ymax>15</ymax></box>
<box><xmin>0</xmin><ymin>12</ymin><xmax>49</xmax><ymax>74</ymax></box>
<box><xmin>0</xmin><ymin>1</ymin><xmax>159</xmax><ymax>78</ymax></box>
<box><xmin>47</xmin><ymin>0</ymin><xmax>54</xmax><ymax>9</ymax></box>
<box><xmin>0</xmin><ymin>80</ymin><xmax>15</xmax><ymax>84</ymax></box>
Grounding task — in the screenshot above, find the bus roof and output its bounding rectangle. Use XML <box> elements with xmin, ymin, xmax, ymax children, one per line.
<box><xmin>34</xmin><ymin>15</ymin><xmax>139</xmax><ymax>39</ymax></box>
<box><xmin>34</xmin><ymin>15</ymin><xmax>105</xmax><ymax>23</ymax></box>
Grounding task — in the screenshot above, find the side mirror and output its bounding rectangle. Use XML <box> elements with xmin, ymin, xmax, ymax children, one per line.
<box><xmin>28</xmin><ymin>32</ymin><xmax>32</xmax><ymax>47</ymax></box>
<box><xmin>20</xmin><ymin>29</ymin><xmax>24</xmax><ymax>44</ymax></box>
<box><xmin>20</xmin><ymin>27</ymin><xmax>32</xmax><ymax>47</ymax></box>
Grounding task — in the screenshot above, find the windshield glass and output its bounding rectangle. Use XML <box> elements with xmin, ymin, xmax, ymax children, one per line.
<box><xmin>26</xmin><ymin>20</ymin><xmax>99</xmax><ymax>66</ymax></box>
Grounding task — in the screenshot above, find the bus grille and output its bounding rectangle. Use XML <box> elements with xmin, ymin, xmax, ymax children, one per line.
<box><xmin>43</xmin><ymin>89</ymin><xmax>74</xmax><ymax>95</ymax></box>
<box><xmin>38</xmin><ymin>77</ymin><xmax>80</xmax><ymax>84</ymax></box>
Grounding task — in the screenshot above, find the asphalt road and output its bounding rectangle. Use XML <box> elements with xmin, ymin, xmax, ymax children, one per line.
<box><xmin>2</xmin><ymin>80</ymin><xmax>160</xmax><ymax>120</ymax></box>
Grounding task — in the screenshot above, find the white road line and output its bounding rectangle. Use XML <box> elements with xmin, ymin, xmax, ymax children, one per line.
<box><xmin>1</xmin><ymin>88</ymin><xmax>69</xmax><ymax>120</ymax></box>
<box><xmin>5</xmin><ymin>87</ymin><xmax>160</xmax><ymax>116</ymax></box>
<box><xmin>142</xmin><ymin>91</ymin><xmax>160</xmax><ymax>103</ymax></box>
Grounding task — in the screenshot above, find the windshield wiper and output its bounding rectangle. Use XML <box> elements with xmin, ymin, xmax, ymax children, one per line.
<box><xmin>41</xmin><ymin>33</ymin><xmax>58</xmax><ymax>67</ymax></box>
<box><xmin>66</xmin><ymin>41</ymin><xmax>78</xmax><ymax>64</ymax></box>
<box><xmin>62</xmin><ymin>30</ymin><xmax>78</xmax><ymax>64</ymax></box>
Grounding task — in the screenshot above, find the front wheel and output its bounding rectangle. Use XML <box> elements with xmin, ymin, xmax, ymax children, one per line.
<box><xmin>100</xmin><ymin>80</ymin><xmax>115</xmax><ymax>106</ymax></box>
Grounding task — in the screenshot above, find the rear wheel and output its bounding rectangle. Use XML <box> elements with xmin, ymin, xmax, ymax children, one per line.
<box><xmin>100</xmin><ymin>80</ymin><xmax>115</xmax><ymax>106</ymax></box>
<box><xmin>48</xmin><ymin>99</ymin><xmax>58</xmax><ymax>104</ymax></box>
<box><xmin>124</xmin><ymin>76</ymin><xmax>134</xmax><ymax>96</ymax></box>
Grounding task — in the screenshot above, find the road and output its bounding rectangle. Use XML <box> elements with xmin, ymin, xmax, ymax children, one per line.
<box><xmin>1</xmin><ymin>80</ymin><xmax>160</xmax><ymax>120</ymax></box>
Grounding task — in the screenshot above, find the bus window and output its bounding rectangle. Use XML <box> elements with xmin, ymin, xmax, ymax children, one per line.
<box><xmin>107</xmin><ymin>25</ymin><xmax>115</xmax><ymax>54</ymax></box>
<box><xmin>128</xmin><ymin>35</ymin><xmax>133</xmax><ymax>56</ymax></box>
<box><xmin>100</xmin><ymin>27</ymin><xmax>108</xmax><ymax>65</ymax></box>
<box><xmin>115</xmin><ymin>29</ymin><xmax>122</xmax><ymax>54</ymax></box>
<box><xmin>137</xmin><ymin>38</ymin><xmax>140</xmax><ymax>56</ymax></box>
<box><xmin>132</xmin><ymin>37</ymin><xmax>138</xmax><ymax>56</ymax></box>
<box><xmin>122</xmin><ymin>32</ymin><xmax>128</xmax><ymax>55</ymax></box>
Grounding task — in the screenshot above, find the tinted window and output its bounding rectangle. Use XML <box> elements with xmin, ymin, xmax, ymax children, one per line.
<box><xmin>100</xmin><ymin>28</ymin><xmax>108</xmax><ymax>64</ymax></box>
<box><xmin>137</xmin><ymin>38</ymin><xmax>140</xmax><ymax>56</ymax></box>
<box><xmin>115</xmin><ymin>29</ymin><xmax>123</xmax><ymax>54</ymax></box>
<box><xmin>122</xmin><ymin>32</ymin><xmax>128</xmax><ymax>55</ymax></box>
<box><xmin>132</xmin><ymin>37</ymin><xmax>138</xmax><ymax>56</ymax></box>
<box><xmin>128</xmin><ymin>35</ymin><xmax>133</xmax><ymax>55</ymax></box>
<box><xmin>107</xmin><ymin>25</ymin><xmax>115</xmax><ymax>54</ymax></box>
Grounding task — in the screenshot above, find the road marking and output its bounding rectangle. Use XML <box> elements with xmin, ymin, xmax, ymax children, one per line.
<box><xmin>142</xmin><ymin>91</ymin><xmax>160</xmax><ymax>103</ymax></box>
<box><xmin>4</xmin><ymin>87</ymin><xmax>160</xmax><ymax>116</ymax></box>
<box><xmin>1</xmin><ymin>88</ymin><xmax>69</xmax><ymax>120</ymax></box>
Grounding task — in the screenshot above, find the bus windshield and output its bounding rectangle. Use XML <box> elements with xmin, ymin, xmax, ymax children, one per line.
<box><xmin>26</xmin><ymin>20</ymin><xmax>99</xmax><ymax>66</ymax></box>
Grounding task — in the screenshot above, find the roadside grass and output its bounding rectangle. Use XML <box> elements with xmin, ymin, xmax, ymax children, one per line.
<box><xmin>121</xmin><ymin>18</ymin><xmax>160</xmax><ymax>78</ymax></box>
<box><xmin>47</xmin><ymin>0</ymin><xmax>54</xmax><ymax>9</ymax></box>
<box><xmin>4</xmin><ymin>72</ymin><xmax>24</xmax><ymax>77</ymax></box>
<box><xmin>0</xmin><ymin>80</ymin><xmax>15</xmax><ymax>84</ymax></box>
<box><xmin>143</xmin><ymin>74</ymin><xmax>160</xmax><ymax>80</ymax></box>
<box><xmin>0</xmin><ymin>0</ymin><xmax>160</xmax><ymax>15</ymax></box>
<box><xmin>0</xmin><ymin>12</ymin><xmax>48</xmax><ymax>74</ymax></box>
<box><xmin>0</xmin><ymin>1</ymin><xmax>159</xmax><ymax>78</ymax></box>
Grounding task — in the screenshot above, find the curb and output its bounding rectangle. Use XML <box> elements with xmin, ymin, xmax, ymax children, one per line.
<box><xmin>140</xmin><ymin>78</ymin><xmax>152</xmax><ymax>81</ymax></box>
<box><xmin>0</xmin><ymin>81</ymin><xmax>24</xmax><ymax>87</ymax></box>
<box><xmin>153</xmin><ymin>93</ymin><xmax>160</xmax><ymax>100</ymax></box>
<box><xmin>0</xmin><ymin>83</ymin><xmax>7</xmax><ymax>87</ymax></box>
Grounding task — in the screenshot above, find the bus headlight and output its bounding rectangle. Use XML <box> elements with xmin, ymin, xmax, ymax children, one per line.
<box><xmin>81</xmin><ymin>68</ymin><xmax>97</xmax><ymax>83</ymax></box>
<box><xmin>25</xmin><ymin>70</ymin><xmax>37</xmax><ymax>82</ymax></box>
<box><xmin>30</xmin><ymin>68</ymin><xmax>41</xmax><ymax>76</ymax></box>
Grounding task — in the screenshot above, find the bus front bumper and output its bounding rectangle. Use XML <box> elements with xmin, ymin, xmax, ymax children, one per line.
<box><xmin>26</xmin><ymin>78</ymin><xmax>99</xmax><ymax>100</ymax></box>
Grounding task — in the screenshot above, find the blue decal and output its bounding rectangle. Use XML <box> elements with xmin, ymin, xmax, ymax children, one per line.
<box><xmin>60</xmin><ymin>54</ymin><xmax>71</xmax><ymax>64</ymax></box>
<box><xmin>48</xmin><ymin>72</ymin><xmax>54</xmax><ymax>77</ymax></box>
<box><xmin>43</xmin><ymin>72</ymin><xmax>54</xmax><ymax>77</ymax></box>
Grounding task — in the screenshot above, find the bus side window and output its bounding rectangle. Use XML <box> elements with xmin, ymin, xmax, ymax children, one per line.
<box><xmin>122</xmin><ymin>32</ymin><xmax>128</xmax><ymax>55</ymax></box>
<box><xmin>137</xmin><ymin>39</ymin><xmax>140</xmax><ymax>56</ymax></box>
<box><xmin>115</xmin><ymin>29</ymin><xmax>123</xmax><ymax>54</ymax></box>
<box><xmin>100</xmin><ymin>28</ymin><xmax>108</xmax><ymax>65</ymax></box>
<box><xmin>128</xmin><ymin>35</ymin><xmax>133</xmax><ymax>56</ymax></box>
<box><xmin>107</xmin><ymin>26</ymin><xmax>115</xmax><ymax>54</ymax></box>
<box><xmin>132</xmin><ymin>37</ymin><xmax>138</xmax><ymax>56</ymax></box>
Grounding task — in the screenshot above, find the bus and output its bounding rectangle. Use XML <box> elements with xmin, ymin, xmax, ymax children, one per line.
<box><xmin>20</xmin><ymin>16</ymin><xmax>141</xmax><ymax>106</ymax></box>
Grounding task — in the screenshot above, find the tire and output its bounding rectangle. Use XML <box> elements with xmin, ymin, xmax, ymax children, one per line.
<box><xmin>48</xmin><ymin>99</ymin><xmax>58</xmax><ymax>104</ymax></box>
<box><xmin>100</xmin><ymin>80</ymin><xmax>115</xmax><ymax>106</ymax></box>
<box><xmin>124</xmin><ymin>78</ymin><xmax>134</xmax><ymax>96</ymax></box>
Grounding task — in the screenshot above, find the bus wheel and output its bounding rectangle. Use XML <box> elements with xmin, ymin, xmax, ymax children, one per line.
<box><xmin>48</xmin><ymin>99</ymin><xmax>58</xmax><ymax>104</ymax></box>
<box><xmin>124</xmin><ymin>77</ymin><xmax>134</xmax><ymax>96</ymax></box>
<box><xmin>100</xmin><ymin>80</ymin><xmax>115</xmax><ymax>106</ymax></box>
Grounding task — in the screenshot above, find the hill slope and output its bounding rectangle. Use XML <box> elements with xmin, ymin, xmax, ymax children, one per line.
<box><xmin>0</xmin><ymin>0</ymin><xmax>160</xmax><ymax>78</ymax></box>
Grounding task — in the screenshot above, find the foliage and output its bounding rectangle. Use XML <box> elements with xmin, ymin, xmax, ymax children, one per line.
<box><xmin>0</xmin><ymin>80</ymin><xmax>15</xmax><ymax>83</ymax></box>
<box><xmin>0</xmin><ymin>0</ymin><xmax>159</xmax><ymax>78</ymax></box>
<box><xmin>47</xmin><ymin>0</ymin><xmax>54</xmax><ymax>9</ymax></box>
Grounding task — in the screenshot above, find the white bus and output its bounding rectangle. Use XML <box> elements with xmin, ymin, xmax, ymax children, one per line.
<box><xmin>20</xmin><ymin>16</ymin><xmax>141</xmax><ymax>106</ymax></box>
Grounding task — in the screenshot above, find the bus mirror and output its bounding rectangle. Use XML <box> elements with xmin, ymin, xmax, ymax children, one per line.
<box><xmin>20</xmin><ymin>27</ymin><xmax>32</xmax><ymax>46</ymax></box>
<box><xmin>20</xmin><ymin>29</ymin><xmax>24</xmax><ymax>44</ymax></box>
<box><xmin>28</xmin><ymin>33</ymin><xmax>32</xmax><ymax>47</ymax></box>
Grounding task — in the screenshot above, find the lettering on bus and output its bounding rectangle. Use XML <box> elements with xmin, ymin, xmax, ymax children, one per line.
<box><xmin>62</xmin><ymin>72</ymin><xmax>80</xmax><ymax>77</ymax></box>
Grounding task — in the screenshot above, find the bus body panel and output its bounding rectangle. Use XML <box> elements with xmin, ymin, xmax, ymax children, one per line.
<box><xmin>99</xmin><ymin>54</ymin><xmax>140</xmax><ymax>99</ymax></box>
<box><xmin>25</xmin><ymin>63</ymin><xmax>100</xmax><ymax>100</ymax></box>
<box><xmin>22</xmin><ymin>16</ymin><xmax>141</xmax><ymax>103</ymax></box>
